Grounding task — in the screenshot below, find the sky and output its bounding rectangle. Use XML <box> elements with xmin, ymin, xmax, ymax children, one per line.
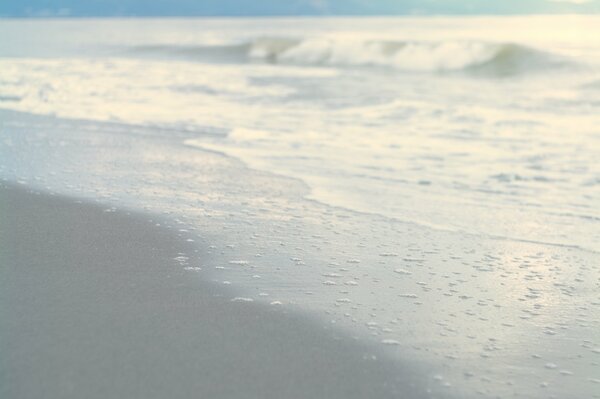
<box><xmin>1</xmin><ymin>0</ymin><xmax>598</xmax><ymax>17</ymax></box>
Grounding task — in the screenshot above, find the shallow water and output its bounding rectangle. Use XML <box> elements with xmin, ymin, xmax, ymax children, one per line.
<box><xmin>1</xmin><ymin>16</ymin><xmax>599</xmax><ymax>250</ymax></box>
<box><xmin>0</xmin><ymin>16</ymin><xmax>599</xmax><ymax>398</ymax></box>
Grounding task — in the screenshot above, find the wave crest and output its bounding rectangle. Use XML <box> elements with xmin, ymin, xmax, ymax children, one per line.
<box><xmin>248</xmin><ymin>38</ymin><xmax>563</xmax><ymax>75</ymax></box>
<box><xmin>130</xmin><ymin>38</ymin><xmax>567</xmax><ymax>76</ymax></box>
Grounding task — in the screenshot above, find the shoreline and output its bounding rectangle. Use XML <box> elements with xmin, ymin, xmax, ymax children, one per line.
<box><xmin>1</xmin><ymin>105</ymin><xmax>597</xmax><ymax>255</ymax></box>
<box><xmin>0</xmin><ymin>182</ymin><xmax>437</xmax><ymax>399</ymax></box>
<box><xmin>1</xmin><ymin>108</ymin><xmax>598</xmax><ymax>398</ymax></box>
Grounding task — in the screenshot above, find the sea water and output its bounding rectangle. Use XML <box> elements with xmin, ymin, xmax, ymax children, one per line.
<box><xmin>0</xmin><ymin>16</ymin><xmax>599</xmax><ymax>398</ymax></box>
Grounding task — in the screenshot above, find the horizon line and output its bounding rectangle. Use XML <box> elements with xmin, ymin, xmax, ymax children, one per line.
<box><xmin>1</xmin><ymin>12</ymin><xmax>598</xmax><ymax>19</ymax></box>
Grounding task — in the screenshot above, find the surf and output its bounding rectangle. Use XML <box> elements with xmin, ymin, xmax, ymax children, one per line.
<box><xmin>129</xmin><ymin>38</ymin><xmax>569</xmax><ymax>76</ymax></box>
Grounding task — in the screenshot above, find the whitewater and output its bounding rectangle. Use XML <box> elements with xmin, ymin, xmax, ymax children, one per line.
<box><xmin>0</xmin><ymin>16</ymin><xmax>599</xmax><ymax>398</ymax></box>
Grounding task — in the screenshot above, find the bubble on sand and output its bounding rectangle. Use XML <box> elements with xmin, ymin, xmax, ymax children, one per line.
<box><xmin>229</xmin><ymin>260</ymin><xmax>249</xmax><ymax>265</ymax></box>
<box><xmin>231</xmin><ymin>297</ymin><xmax>254</xmax><ymax>302</ymax></box>
<box><xmin>399</xmin><ymin>293</ymin><xmax>418</xmax><ymax>298</ymax></box>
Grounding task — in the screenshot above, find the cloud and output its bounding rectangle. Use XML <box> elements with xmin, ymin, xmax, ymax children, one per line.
<box><xmin>547</xmin><ymin>0</ymin><xmax>593</xmax><ymax>4</ymax></box>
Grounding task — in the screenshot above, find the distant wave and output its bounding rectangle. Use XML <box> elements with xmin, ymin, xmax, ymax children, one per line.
<box><xmin>128</xmin><ymin>37</ymin><xmax>569</xmax><ymax>76</ymax></box>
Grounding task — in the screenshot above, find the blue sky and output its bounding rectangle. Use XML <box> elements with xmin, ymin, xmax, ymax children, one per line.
<box><xmin>1</xmin><ymin>0</ymin><xmax>598</xmax><ymax>17</ymax></box>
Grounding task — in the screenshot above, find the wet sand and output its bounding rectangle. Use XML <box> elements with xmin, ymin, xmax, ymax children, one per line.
<box><xmin>0</xmin><ymin>183</ymin><xmax>435</xmax><ymax>399</ymax></box>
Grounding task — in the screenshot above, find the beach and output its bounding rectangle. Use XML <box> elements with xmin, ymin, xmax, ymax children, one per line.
<box><xmin>0</xmin><ymin>182</ymin><xmax>441</xmax><ymax>399</ymax></box>
<box><xmin>0</xmin><ymin>16</ymin><xmax>599</xmax><ymax>398</ymax></box>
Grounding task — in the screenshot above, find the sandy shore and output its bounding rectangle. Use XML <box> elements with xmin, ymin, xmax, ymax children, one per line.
<box><xmin>0</xmin><ymin>183</ymin><xmax>436</xmax><ymax>399</ymax></box>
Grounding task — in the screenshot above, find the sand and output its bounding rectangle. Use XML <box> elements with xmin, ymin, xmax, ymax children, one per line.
<box><xmin>0</xmin><ymin>183</ymin><xmax>436</xmax><ymax>399</ymax></box>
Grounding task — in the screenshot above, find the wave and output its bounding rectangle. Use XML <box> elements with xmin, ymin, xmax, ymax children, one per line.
<box><xmin>128</xmin><ymin>38</ymin><xmax>568</xmax><ymax>76</ymax></box>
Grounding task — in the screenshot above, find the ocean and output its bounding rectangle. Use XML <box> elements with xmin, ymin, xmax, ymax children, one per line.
<box><xmin>1</xmin><ymin>16</ymin><xmax>599</xmax><ymax>398</ymax></box>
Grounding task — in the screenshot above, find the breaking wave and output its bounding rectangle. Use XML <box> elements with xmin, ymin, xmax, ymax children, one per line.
<box><xmin>129</xmin><ymin>37</ymin><xmax>568</xmax><ymax>76</ymax></box>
